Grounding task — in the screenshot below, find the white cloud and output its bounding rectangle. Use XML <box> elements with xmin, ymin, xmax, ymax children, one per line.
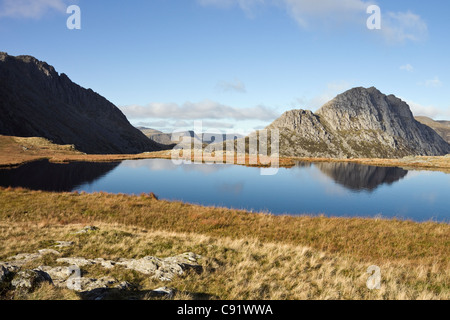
<box><xmin>197</xmin><ymin>0</ymin><xmax>428</xmax><ymax>43</ymax></box>
<box><xmin>281</xmin><ymin>0</ymin><xmax>369</xmax><ymax>28</ymax></box>
<box><xmin>400</xmin><ymin>64</ymin><xmax>414</xmax><ymax>72</ymax></box>
<box><xmin>0</xmin><ymin>0</ymin><xmax>67</xmax><ymax>19</ymax></box>
<box><xmin>199</xmin><ymin>0</ymin><xmax>369</xmax><ymax>27</ymax></box>
<box><xmin>120</xmin><ymin>100</ymin><xmax>279</xmax><ymax>121</ymax></box>
<box><xmin>405</xmin><ymin>99</ymin><xmax>450</xmax><ymax>119</ymax></box>
<box><xmin>382</xmin><ymin>11</ymin><xmax>428</xmax><ymax>43</ymax></box>
<box><xmin>197</xmin><ymin>0</ymin><xmax>265</xmax><ymax>15</ymax></box>
<box><xmin>202</xmin><ymin>120</ymin><xmax>236</xmax><ymax>128</ymax></box>
<box><xmin>136</xmin><ymin>120</ymin><xmax>171</xmax><ymax>128</ymax></box>
<box><xmin>216</xmin><ymin>79</ymin><xmax>247</xmax><ymax>93</ymax></box>
<box><xmin>420</xmin><ymin>77</ymin><xmax>442</xmax><ymax>88</ymax></box>
<box><xmin>173</xmin><ymin>120</ymin><xmax>192</xmax><ymax>128</ymax></box>
<box><xmin>136</xmin><ymin>119</ymin><xmax>234</xmax><ymax>130</ymax></box>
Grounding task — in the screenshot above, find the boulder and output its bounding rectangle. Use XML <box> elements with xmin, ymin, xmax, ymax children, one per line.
<box><xmin>11</xmin><ymin>270</ymin><xmax>52</xmax><ymax>292</ymax></box>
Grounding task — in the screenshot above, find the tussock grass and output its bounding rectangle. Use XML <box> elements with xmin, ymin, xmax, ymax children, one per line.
<box><xmin>0</xmin><ymin>188</ymin><xmax>448</xmax><ymax>300</ymax></box>
<box><xmin>0</xmin><ymin>188</ymin><xmax>448</xmax><ymax>269</ymax></box>
<box><xmin>0</xmin><ymin>223</ymin><xmax>448</xmax><ymax>300</ymax></box>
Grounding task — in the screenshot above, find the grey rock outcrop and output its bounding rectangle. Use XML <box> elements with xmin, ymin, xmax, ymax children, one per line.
<box><xmin>57</xmin><ymin>252</ymin><xmax>202</xmax><ymax>282</ymax></box>
<box><xmin>266</xmin><ymin>87</ymin><xmax>450</xmax><ymax>158</ymax></box>
<box><xmin>11</xmin><ymin>270</ymin><xmax>53</xmax><ymax>292</ymax></box>
<box><xmin>0</xmin><ymin>265</ymin><xmax>10</xmax><ymax>283</ymax></box>
<box><xmin>0</xmin><ymin>247</ymin><xmax>202</xmax><ymax>298</ymax></box>
<box><xmin>116</xmin><ymin>252</ymin><xmax>202</xmax><ymax>281</ymax></box>
<box><xmin>0</xmin><ymin>52</ymin><xmax>163</xmax><ymax>154</ymax></box>
<box><xmin>74</xmin><ymin>226</ymin><xmax>99</xmax><ymax>234</ymax></box>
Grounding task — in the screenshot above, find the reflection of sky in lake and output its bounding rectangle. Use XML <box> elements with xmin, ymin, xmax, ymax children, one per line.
<box><xmin>72</xmin><ymin>159</ymin><xmax>449</xmax><ymax>222</ymax></box>
<box><xmin>0</xmin><ymin>158</ymin><xmax>447</xmax><ymax>222</ymax></box>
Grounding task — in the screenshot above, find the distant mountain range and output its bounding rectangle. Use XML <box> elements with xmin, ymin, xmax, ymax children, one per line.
<box><xmin>1</xmin><ymin>53</ymin><xmax>448</xmax><ymax>159</ymax></box>
<box><xmin>415</xmin><ymin>116</ymin><xmax>450</xmax><ymax>144</ymax></box>
<box><xmin>263</xmin><ymin>87</ymin><xmax>450</xmax><ymax>158</ymax></box>
<box><xmin>0</xmin><ymin>52</ymin><xmax>162</xmax><ymax>154</ymax></box>
<box><xmin>138</xmin><ymin>127</ymin><xmax>244</xmax><ymax>146</ymax></box>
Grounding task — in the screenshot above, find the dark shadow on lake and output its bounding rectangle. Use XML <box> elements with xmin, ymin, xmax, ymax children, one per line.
<box><xmin>312</xmin><ymin>162</ymin><xmax>409</xmax><ymax>191</ymax></box>
<box><xmin>0</xmin><ymin>160</ymin><xmax>120</xmax><ymax>192</ymax></box>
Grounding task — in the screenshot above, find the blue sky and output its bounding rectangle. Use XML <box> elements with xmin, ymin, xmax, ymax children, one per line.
<box><xmin>1</xmin><ymin>0</ymin><xmax>449</xmax><ymax>133</ymax></box>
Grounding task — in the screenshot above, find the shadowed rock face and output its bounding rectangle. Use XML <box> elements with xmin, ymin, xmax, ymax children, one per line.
<box><xmin>0</xmin><ymin>52</ymin><xmax>162</xmax><ymax>154</ymax></box>
<box><xmin>267</xmin><ymin>87</ymin><xmax>450</xmax><ymax>158</ymax></box>
<box><xmin>0</xmin><ymin>160</ymin><xmax>120</xmax><ymax>192</ymax></box>
<box><xmin>314</xmin><ymin>162</ymin><xmax>408</xmax><ymax>191</ymax></box>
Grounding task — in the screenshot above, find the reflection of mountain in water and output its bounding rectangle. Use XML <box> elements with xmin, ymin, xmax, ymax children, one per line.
<box><xmin>0</xmin><ymin>160</ymin><xmax>120</xmax><ymax>192</ymax></box>
<box><xmin>312</xmin><ymin>162</ymin><xmax>408</xmax><ymax>191</ymax></box>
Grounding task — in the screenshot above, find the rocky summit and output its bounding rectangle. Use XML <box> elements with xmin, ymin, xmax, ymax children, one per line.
<box><xmin>267</xmin><ymin>87</ymin><xmax>450</xmax><ymax>158</ymax></box>
<box><xmin>0</xmin><ymin>52</ymin><xmax>162</xmax><ymax>154</ymax></box>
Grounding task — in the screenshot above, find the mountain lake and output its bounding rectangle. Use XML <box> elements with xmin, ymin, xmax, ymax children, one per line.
<box><xmin>0</xmin><ymin>159</ymin><xmax>448</xmax><ymax>222</ymax></box>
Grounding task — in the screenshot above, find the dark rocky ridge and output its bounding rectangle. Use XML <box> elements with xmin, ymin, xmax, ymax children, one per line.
<box><xmin>0</xmin><ymin>52</ymin><xmax>162</xmax><ymax>154</ymax></box>
<box><xmin>266</xmin><ymin>87</ymin><xmax>450</xmax><ymax>158</ymax></box>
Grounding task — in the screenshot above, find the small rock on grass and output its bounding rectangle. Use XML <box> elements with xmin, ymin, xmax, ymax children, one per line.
<box><xmin>151</xmin><ymin>286</ymin><xmax>175</xmax><ymax>298</ymax></box>
<box><xmin>54</xmin><ymin>241</ymin><xmax>74</xmax><ymax>248</ymax></box>
<box><xmin>11</xmin><ymin>270</ymin><xmax>52</xmax><ymax>292</ymax></box>
<box><xmin>75</xmin><ymin>226</ymin><xmax>99</xmax><ymax>234</ymax></box>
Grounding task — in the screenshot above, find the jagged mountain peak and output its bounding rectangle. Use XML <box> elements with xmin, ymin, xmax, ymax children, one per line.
<box><xmin>317</xmin><ymin>86</ymin><xmax>413</xmax><ymax>119</ymax></box>
<box><xmin>267</xmin><ymin>87</ymin><xmax>450</xmax><ymax>158</ymax></box>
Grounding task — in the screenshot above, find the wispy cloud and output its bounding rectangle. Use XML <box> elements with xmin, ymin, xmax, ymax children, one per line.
<box><xmin>120</xmin><ymin>100</ymin><xmax>279</xmax><ymax>121</ymax></box>
<box><xmin>400</xmin><ymin>64</ymin><xmax>414</xmax><ymax>72</ymax></box>
<box><xmin>381</xmin><ymin>11</ymin><xmax>428</xmax><ymax>43</ymax></box>
<box><xmin>136</xmin><ymin>120</ymin><xmax>171</xmax><ymax>128</ymax></box>
<box><xmin>281</xmin><ymin>0</ymin><xmax>368</xmax><ymax>28</ymax></box>
<box><xmin>197</xmin><ymin>0</ymin><xmax>428</xmax><ymax>43</ymax></box>
<box><xmin>0</xmin><ymin>0</ymin><xmax>67</xmax><ymax>19</ymax></box>
<box><xmin>198</xmin><ymin>0</ymin><xmax>264</xmax><ymax>12</ymax></box>
<box><xmin>405</xmin><ymin>99</ymin><xmax>450</xmax><ymax>119</ymax></box>
<box><xmin>216</xmin><ymin>78</ymin><xmax>247</xmax><ymax>93</ymax></box>
<box><xmin>418</xmin><ymin>77</ymin><xmax>442</xmax><ymax>88</ymax></box>
<box><xmin>202</xmin><ymin>120</ymin><xmax>236</xmax><ymax>128</ymax></box>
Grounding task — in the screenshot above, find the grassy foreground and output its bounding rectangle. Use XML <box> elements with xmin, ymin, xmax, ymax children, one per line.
<box><xmin>0</xmin><ymin>188</ymin><xmax>448</xmax><ymax>300</ymax></box>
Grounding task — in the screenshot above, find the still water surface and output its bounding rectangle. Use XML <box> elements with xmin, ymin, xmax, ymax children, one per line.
<box><xmin>0</xmin><ymin>159</ymin><xmax>448</xmax><ymax>222</ymax></box>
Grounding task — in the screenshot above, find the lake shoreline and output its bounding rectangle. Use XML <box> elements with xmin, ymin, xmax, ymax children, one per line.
<box><xmin>1</xmin><ymin>135</ymin><xmax>450</xmax><ymax>172</ymax></box>
<box><xmin>0</xmin><ymin>187</ymin><xmax>448</xmax><ymax>299</ymax></box>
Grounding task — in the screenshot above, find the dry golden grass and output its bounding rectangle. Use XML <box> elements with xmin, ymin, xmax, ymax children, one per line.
<box><xmin>1</xmin><ymin>188</ymin><xmax>448</xmax><ymax>269</ymax></box>
<box><xmin>0</xmin><ymin>222</ymin><xmax>448</xmax><ymax>300</ymax></box>
<box><xmin>0</xmin><ymin>188</ymin><xmax>448</xmax><ymax>300</ymax></box>
<box><xmin>12</xmin><ymin>283</ymin><xmax>79</xmax><ymax>301</ymax></box>
<box><xmin>0</xmin><ymin>135</ymin><xmax>82</xmax><ymax>168</ymax></box>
